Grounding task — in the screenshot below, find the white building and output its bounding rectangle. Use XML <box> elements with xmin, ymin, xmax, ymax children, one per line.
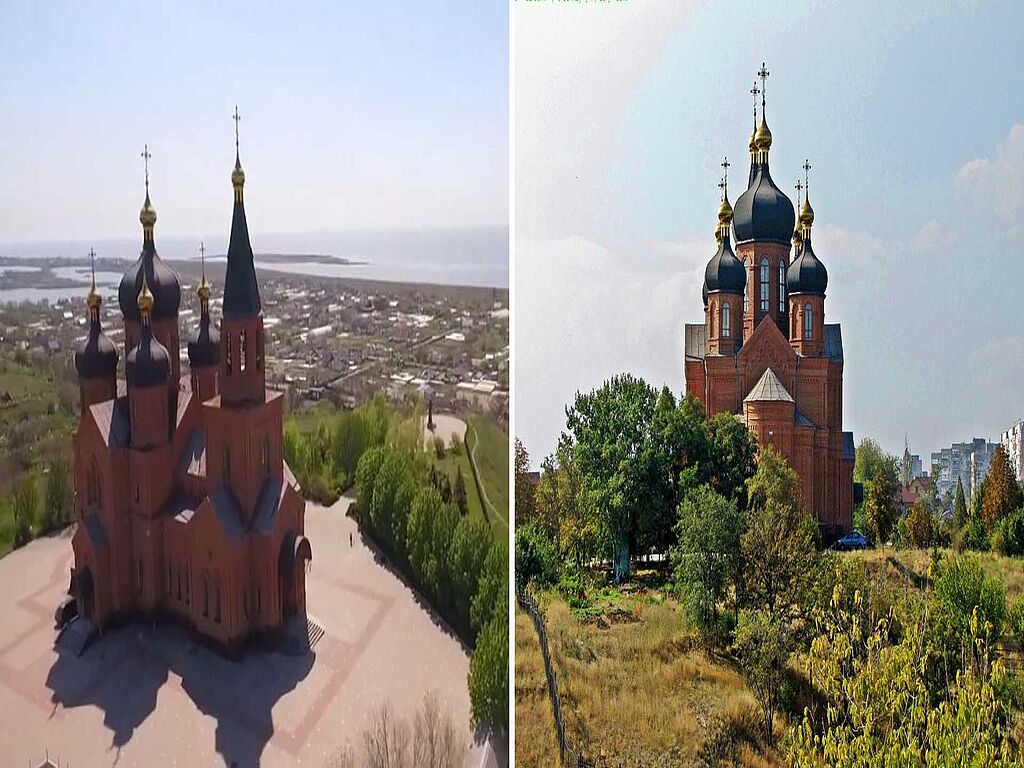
<box><xmin>1001</xmin><ymin>420</ymin><xmax>1024</xmax><ymax>483</ymax></box>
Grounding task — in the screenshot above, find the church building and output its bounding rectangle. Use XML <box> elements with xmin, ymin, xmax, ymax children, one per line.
<box><xmin>69</xmin><ymin>119</ymin><xmax>311</xmax><ymax>653</ymax></box>
<box><xmin>684</xmin><ymin>67</ymin><xmax>855</xmax><ymax>540</ymax></box>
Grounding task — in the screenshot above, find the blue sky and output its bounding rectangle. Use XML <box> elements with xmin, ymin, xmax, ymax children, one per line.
<box><xmin>516</xmin><ymin>0</ymin><xmax>1024</xmax><ymax>464</ymax></box>
<box><xmin>0</xmin><ymin>1</ymin><xmax>508</xmax><ymax>241</ymax></box>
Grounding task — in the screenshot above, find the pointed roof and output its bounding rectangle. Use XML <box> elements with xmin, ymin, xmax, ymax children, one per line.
<box><xmin>222</xmin><ymin>122</ymin><xmax>262</xmax><ymax>319</ymax></box>
<box><xmin>744</xmin><ymin>367</ymin><xmax>794</xmax><ymax>403</ymax></box>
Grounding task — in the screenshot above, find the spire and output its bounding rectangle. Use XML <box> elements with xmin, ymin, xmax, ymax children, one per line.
<box><xmin>139</xmin><ymin>144</ymin><xmax>157</xmax><ymax>244</ymax></box>
<box><xmin>87</xmin><ymin>247</ymin><xmax>101</xmax><ymax>319</ymax></box>
<box><xmin>231</xmin><ymin>106</ymin><xmax>246</xmax><ymax>202</ymax></box>
<box><xmin>748</xmin><ymin>81</ymin><xmax>760</xmax><ymax>184</ymax></box>
<box><xmin>793</xmin><ymin>180</ymin><xmax>804</xmax><ymax>247</ymax></box>
<box><xmin>799</xmin><ymin>158</ymin><xmax>815</xmax><ymax>235</ymax></box>
<box><xmin>717</xmin><ymin>157</ymin><xmax>733</xmax><ymax>239</ymax></box>
<box><xmin>197</xmin><ymin>241</ymin><xmax>210</xmax><ymax>310</ymax></box>
<box><xmin>754</xmin><ymin>63</ymin><xmax>772</xmax><ymax>156</ymax></box>
<box><xmin>223</xmin><ymin>106</ymin><xmax>262</xmax><ymax>319</ymax></box>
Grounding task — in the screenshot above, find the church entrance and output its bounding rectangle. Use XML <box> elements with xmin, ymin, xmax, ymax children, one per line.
<box><xmin>278</xmin><ymin>533</ymin><xmax>312</xmax><ymax>621</ymax></box>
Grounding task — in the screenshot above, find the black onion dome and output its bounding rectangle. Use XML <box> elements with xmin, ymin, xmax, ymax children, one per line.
<box><xmin>702</xmin><ymin>281</ymin><xmax>709</xmax><ymax>308</ymax></box>
<box><xmin>126</xmin><ymin>326</ymin><xmax>170</xmax><ymax>387</ymax></box>
<box><xmin>188</xmin><ymin>316</ymin><xmax>221</xmax><ymax>367</ymax></box>
<box><xmin>786</xmin><ymin>235</ymin><xmax>828</xmax><ymax>295</ymax></box>
<box><xmin>733</xmin><ymin>165</ymin><xmax>796</xmax><ymax>245</ymax></box>
<box><xmin>119</xmin><ymin>248</ymin><xmax>181</xmax><ymax>322</ymax></box>
<box><xmin>75</xmin><ymin>323</ymin><xmax>119</xmax><ymax>380</ymax></box>
<box><xmin>703</xmin><ymin>232</ymin><xmax>746</xmax><ymax>295</ymax></box>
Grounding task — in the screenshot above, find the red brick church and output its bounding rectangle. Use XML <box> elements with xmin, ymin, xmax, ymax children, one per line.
<box><xmin>69</xmin><ymin>126</ymin><xmax>311</xmax><ymax>652</ymax></box>
<box><xmin>684</xmin><ymin>68</ymin><xmax>854</xmax><ymax>539</ymax></box>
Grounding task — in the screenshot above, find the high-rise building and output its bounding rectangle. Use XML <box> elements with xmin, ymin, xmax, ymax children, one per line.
<box><xmin>1001</xmin><ymin>420</ymin><xmax>1024</xmax><ymax>484</ymax></box>
<box><xmin>684</xmin><ymin>66</ymin><xmax>854</xmax><ymax>541</ymax></box>
<box><xmin>70</xmin><ymin>124</ymin><xmax>310</xmax><ymax>654</ymax></box>
<box><xmin>930</xmin><ymin>438</ymin><xmax>997</xmax><ymax>500</ymax></box>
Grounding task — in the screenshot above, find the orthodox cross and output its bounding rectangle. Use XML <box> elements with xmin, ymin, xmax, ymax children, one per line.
<box><xmin>757</xmin><ymin>63</ymin><xmax>769</xmax><ymax>113</ymax></box>
<box><xmin>718</xmin><ymin>176</ymin><xmax>726</xmax><ymax>201</ymax></box>
<box><xmin>199</xmin><ymin>241</ymin><xmax>206</xmax><ymax>280</ymax></box>
<box><xmin>750</xmin><ymin>82</ymin><xmax>760</xmax><ymax>127</ymax></box>
<box><xmin>89</xmin><ymin>247</ymin><xmax>97</xmax><ymax>289</ymax></box>
<box><xmin>802</xmin><ymin>158</ymin><xmax>811</xmax><ymax>193</ymax></box>
<box><xmin>141</xmin><ymin>144</ymin><xmax>151</xmax><ymax>192</ymax></box>
<box><xmin>721</xmin><ymin>156</ymin><xmax>730</xmax><ymax>196</ymax></box>
<box><xmin>794</xmin><ymin>179</ymin><xmax>803</xmax><ymax>209</ymax></box>
<box><xmin>233</xmin><ymin>106</ymin><xmax>241</xmax><ymax>152</ymax></box>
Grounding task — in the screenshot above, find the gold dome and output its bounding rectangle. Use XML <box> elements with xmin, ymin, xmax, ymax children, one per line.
<box><xmin>137</xmin><ymin>271</ymin><xmax>154</xmax><ymax>315</ymax></box>
<box><xmin>754</xmin><ymin>117</ymin><xmax>772</xmax><ymax>150</ymax></box>
<box><xmin>87</xmin><ymin>281</ymin><xmax>101</xmax><ymax>310</ymax></box>
<box><xmin>232</xmin><ymin>156</ymin><xmax>246</xmax><ymax>188</ymax></box>
<box><xmin>718</xmin><ymin>195</ymin><xmax>734</xmax><ymax>225</ymax></box>
<box><xmin>748</xmin><ymin>128</ymin><xmax>757</xmax><ymax>154</ymax></box>
<box><xmin>792</xmin><ymin>225</ymin><xmax>803</xmax><ymax>245</ymax></box>
<box><xmin>197</xmin><ymin>276</ymin><xmax>210</xmax><ymax>304</ymax></box>
<box><xmin>799</xmin><ymin>196</ymin><xmax>815</xmax><ymax>227</ymax></box>
<box><xmin>139</xmin><ymin>192</ymin><xmax>157</xmax><ymax>229</ymax></box>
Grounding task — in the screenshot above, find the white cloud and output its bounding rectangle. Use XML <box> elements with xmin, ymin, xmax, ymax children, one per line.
<box><xmin>955</xmin><ymin>123</ymin><xmax>1024</xmax><ymax>239</ymax></box>
<box><xmin>909</xmin><ymin>218</ymin><xmax>958</xmax><ymax>255</ymax></box>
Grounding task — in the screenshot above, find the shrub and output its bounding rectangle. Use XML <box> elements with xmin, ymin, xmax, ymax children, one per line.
<box><xmin>931</xmin><ymin>556</ymin><xmax>1006</xmax><ymax>674</ymax></box>
<box><xmin>994</xmin><ymin>508</ymin><xmax>1024</xmax><ymax>557</ymax></box>
<box><xmin>468</xmin><ymin>615</ymin><xmax>508</xmax><ymax>732</ymax></box>
<box><xmin>514</xmin><ymin>521</ymin><xmax>557</xmax><ymax>588</ymax></box>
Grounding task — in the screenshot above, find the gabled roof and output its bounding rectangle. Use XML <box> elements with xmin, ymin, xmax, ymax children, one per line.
<box><xmin>684</xmin><ymin>323</ymin><xmax>707</xmax><ymax>360</ymax></box>
<box><xmin>209</xmin><ymin>488</ymin><xmax>246</xmax><ymax>540</ymax></box>
<box><xmin>744</xmin><ymin>367</ymin><xmax>794</xmax><ymax>403</ymax></box>
<box><xmin>254</xmin><ymin>475</ymin><xmax>285</xmax><ymax>534</ymax></box>
<box><xmin>88</xmin><ymin>397</ymin><xmax>131</xmax><ymax>449</ymax></box>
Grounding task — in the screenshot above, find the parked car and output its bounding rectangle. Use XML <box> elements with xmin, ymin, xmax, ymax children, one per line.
<box><xmin>54</xmin><ymin>594</ymin><xmax>78</xmax><ymax>629</ymax></box>
<box><xmin>833</xmin><ymin>530</ymin><xmax>869</xmax><ymax>551</ymax></box>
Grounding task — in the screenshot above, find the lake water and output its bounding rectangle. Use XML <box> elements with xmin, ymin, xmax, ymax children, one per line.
<box><xmin>0</xmin><ymin>225</ymin><xmax>509</xmax><ymax>305</ymax></box>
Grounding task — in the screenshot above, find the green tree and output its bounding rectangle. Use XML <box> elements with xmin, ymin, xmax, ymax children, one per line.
<box><xmin>954</xmin><ymin>477</ymin><xmax>969</xmax><ymax>529</ymax></box>
<box><xmin>931</xmin><ymin>556</ymin><xmax>1006</xmax><ymax>677</ymax></box>
<box><xmin>741</xmin><ymin>447</ymin><xmax>818</xmax><ymax>619</ymax></box>
<box><xmin>453</xmin><ymin>467</ymin><xmax>468</xmax><ymax>515</ymax></box>
<box><xmin>907</xmin><ymin>499</ymin><xmax>932</xmax><ymax>549</ymax></box>
<box><xmin>43</xmin><ymin>459</ymin><xmax>72</xmax><ymax>532</ymax></box>
<box><xmin>565</xmin><ymin>374</ymin><xmax>660</xmax><ymax>580</ymax></box>
<box><xmin>865</xmin><ymin>458</ymin><xmax>900</xmax><ymax>545</ymax></box>
<box><xmin>448</xmin><ymin>515</ymin><xmax>491</xmax><ymax>630</ymax></box>
<box><xmin>354</xmin><ymin>445</ymin><xmax>388</xmax><ymax>517</ymax></box>
<box><xmin>471</xmin><ymin>541</ymin><xmax>507</xmax><ymax>634</ymax></box>
<box><xmin>369</xmin><ymin>450</ymin><xmax>407</xmax><ymax>549</ymax></box>
<box><xmin>704</xmin><ymin>411</ymin><xmax>758</xmax><ymax>506</ymax></box>
<box><xmin>468</xmin><ymin>615</ymin><xmax>508</xmax><ymax>733</ymax></box>
<box><xmin>672</xmin><ymin>484</ymin><xmax>745</xmax><ymax>641</ymax></box>
<box><xmin>514</xmin><ymin>521</ymin><xmax>557</xmax><ymax>588</ymax></box>
<box><xmin>854</xmin><ymin>437</ymin><xmax>889</xmax><ymax>484</ymax></box>
<box><xmin>11</xmin><ymin>474</ymin><xmax>38</xmax><ymax>548</ymax></box>
<box><xmin>981</xmin><ymin>444</ymin><xmax>1022</xmax><ymax>532</ymax></box>
<box><xmin>430</xmin><ymin>502</ymin><xmax>460</xmax><ymax>611</ymax></box>
<box><xmin>514</xmin><ymin>438</ymin><xmax>536</xmax><ymax>525</ymax></box>
<box><xmin>408</xmin><ymin>485</ymin><xmax>444</xmax><ymax>585</ymax></box>
<box><xmin>734</xmin><ymin>608</ymin><xmax>793</xmax><ymax>746</ymax></box>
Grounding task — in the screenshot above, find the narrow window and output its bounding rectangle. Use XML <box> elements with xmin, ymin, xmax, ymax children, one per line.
<box><xmin>760</xmin><ymin>259</ymin><xmax>769</xmax><ymax>312</ymax></box>
<box><xmin>804</xmin><ymin>303</ymin><xmax>813</xmax><ymax>339</ymax></box>
<box><xmin>256</xmin><ymin>330</ymin><xmax>263</xmax><ymax>371</ymax></box>
<box><xmin>721</xmin><ymin>302</ymin><xmax>730</xmax><ymax>338</ymax></box>
<box><xmin>792</xmin><ymin>313</ymin><xmax>797</xmax><ymax>339</ymax></box>
<box><xmin>709</xmin><ymin>301</ymin><xmax>715</xmax><ymax>337</ymax></box>
<box><xmin>778</xmin><ymin>262</ymin><xmax>786</xmax><ymax>313</ymax></box>
<box><xmin>138</xmin><ymin>559</ymin><xmax>144</xmax><ymax>592</ymax></box>
<box><xmin>240</xmin><ymin>330</ymin><xmax>247</xmax><ymax>373</ymax></box>
<box><xmin>743</xmin><ymin>259</ymin><xmax>749</xmax><ymax>313</ymax></box>
<box><xmin>261</xmin><ymin>434</ymin><xmax>270</xmax><ymax>474</ymax></box>
<box><xmin>226</xmin><ymin>333</ymin><xmax>233</xmax><ymax>375</ymax></box>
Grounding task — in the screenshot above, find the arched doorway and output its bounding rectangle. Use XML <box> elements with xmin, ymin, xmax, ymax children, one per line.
<box><xmin>75</xmin><ymin>566</ymin><xmax>95</xmax><ymax>622</ymax></box>
<box><xmin>278</xmin><ymin>533</ymin><xmax>312</xmax><ymax>620</ymax></box>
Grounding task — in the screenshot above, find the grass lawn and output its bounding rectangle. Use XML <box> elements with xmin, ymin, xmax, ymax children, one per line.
<box><xmin>514</xmin><ymin>608</ymin><xmax>562</xmax><ymax>767</ymax></box>
<box><xmin>466</xmin><ymin>416</ymin><xmax>509</xmax><ymax>531</ymax></box>
<box><xmin>517</xmin><ymin>583</ymin><xmax>781</xmax><ymax>768</ymax></box>
<box><xmin>432</xmin><ymin>445</ymin><xmax>486</xmax><ymax>526</ymax></box>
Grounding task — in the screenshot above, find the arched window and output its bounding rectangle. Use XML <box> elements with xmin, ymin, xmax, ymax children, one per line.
<box><xmin>778</xmin><ymin>262</ymin><xmax>786</xmax><ymax>312</ymax></box>
<box><xmin>743</xmin><ymin>259</ymin><xmax>749</xmax><ymax>313</ymax></box>
<box><xmin>709</xmin><ymin>301</ymin><xmax>715</xmax><ymax>337</ymax></box>
<box><xmin>226</xmin><ymin>333</ymin><xmax>233</xmax><ymax>375</ymax></box>
<box><xmin>792</xmin><ymin>313</ymin><xmax>797</xmax><ymax>339</ymax></box>
<box><xmin>240</xmin><ymin>331</ymin><xmax>248</xmax><ymax>373</ymax></box>
<box><xmin>804</xmin><ymin>303</ymin><xmax>813</xmax><ymax>339</ymax></box>
<box><xmin>760</xmin><ymin>259</ymin><xmax>769</xmax><ymax>312</ymax></box>
<box><xmin>721</xmin><ymin>302</ymin><xmax>731</xmax><ymax>338</ymax></box>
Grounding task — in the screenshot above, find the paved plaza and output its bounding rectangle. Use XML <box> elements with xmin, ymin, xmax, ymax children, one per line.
<box><xmin>0</xmin><ymin>499</ymin><xmax>497</xmax><ymax>767</ymax></box>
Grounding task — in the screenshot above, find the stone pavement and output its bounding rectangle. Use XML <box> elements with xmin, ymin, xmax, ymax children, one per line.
<box><xmin>0</xmin><ymin>498</ymin><xmax>491</xmax><ymax>767</ymax></box>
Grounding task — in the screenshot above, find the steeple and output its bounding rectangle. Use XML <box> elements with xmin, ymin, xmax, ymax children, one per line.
<box><xmin>754</xmin><ymin>63</ymin><xmax>772</xmax><ymax>162</ymax></box>
<box><xmin>140</xmin><ymin>144</ymin><xmax>156</xmax><ymax>245</ymax></box>
<box><xmin>188</xmin><ymin>241</ymin><xmax>221</xmax><ymax>398</ymax></box>
<box><xmin>223</xmin><ymin>106</ymin><xmax>262</xmax><ymax>319</ymax></box>
<box><xmin>748</xmin><ymin>81</ymin><xmax>760</xmax><ymax>185</ymax></box>
<box><xmin>793</xmin><ymin>180</ymin><xmax>804</xmax><ymax>249</ymax></box>
<box><xmin>75</xmin><ymin>248</ymin><xmax>119</xmax><ymax>406</ymax></box>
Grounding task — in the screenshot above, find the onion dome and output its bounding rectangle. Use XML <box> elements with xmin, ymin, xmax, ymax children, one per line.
<box><xmin>786</xmin><ymin>194</ymin><xmax>827</xmax><ymax>295</ymax></box>
<box><xmin>118</xmin><ymin>167</ymin><xmax>182</xmax><ymax>322</ymax></box>
<box><xmin>703</xmin><ymin>192</ymin><xmax>745</xmax><ymax>295</ymax></box>
<box><xmin>188</xmin><ymin>255</ymin><xmax>221</xmax><ymax>367</ymax></box>
<box><xmin>733</xmin><ymin>121</ymin><xmax>795</xmax><ymax>245</ymax></box>
<box><xmin>126</xmin><ymin>275</ymin><xmax>171</xmax><ymax>387</ymax></box>
<box><xmin>223</xmin><ymin>111</ymin><xmax>262</xmax><ymax>320</ymax></box>
<box><xmin>75</xmin><ymin>254</ymin><xmax>119</xmax><ymax>380</ymax></box>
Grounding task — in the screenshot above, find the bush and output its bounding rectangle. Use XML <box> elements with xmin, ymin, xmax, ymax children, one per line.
<box><xmin>994</xmin><ymin>508</ymin><xmax>1024</xmax><ymax>556</ymax></box>
<box><xmin>931</xmin><ymin>556</ymin><xmax>1006</xmax><ymax>673</ymax></box>
<box><xmin>958</xmin><ymin>517</ymin><xmax>990</xmax><ymax>552</ymax></box>
<box><xmin>468</xmin><ymin>615</ymin><xmax>508</xmax><ymax>733</ymax></box>
<box><xmin>1008</xmin><ymin>600</ymin><xmax>1024</xmax><ymax>650</ymax></box>
<box><xmin>514</xmin><ymin>521</ymin><xmax>557</xmax><ymax>588</ymax></box>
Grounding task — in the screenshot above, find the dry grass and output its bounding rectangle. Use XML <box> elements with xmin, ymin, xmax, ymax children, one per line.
<box><xmin>515</xmin><ymin>608</ymin><xmax>562</xmax><ymax>768</ymax></box>
<box><xmin>535</xmin><ymin>592</ymin><xmax>783</xmax><ymax>768</ymax></box>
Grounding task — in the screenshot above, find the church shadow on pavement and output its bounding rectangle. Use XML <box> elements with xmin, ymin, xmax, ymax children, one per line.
<box><xmin>45</xmin><ymin>620</ymin><xmax>315</xmax><ymax>767</ymax></box>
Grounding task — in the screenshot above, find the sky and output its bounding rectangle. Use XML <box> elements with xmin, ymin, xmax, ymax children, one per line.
<box><xmin>0</xmin><ymin>1</ymin><xmax>508</xmax><ymax>243</ymax></box>
<box><xmin>515</xmin><ymin>0</ymin><xmax>1024</xmax><ymax>465</ymax></box>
